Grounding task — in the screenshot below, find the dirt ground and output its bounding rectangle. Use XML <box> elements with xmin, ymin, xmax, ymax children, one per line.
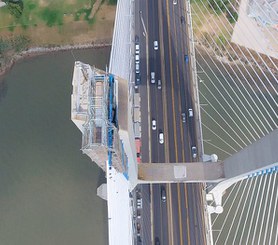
<box><xmin>0</xmin><ymin>0</ymin><xmax>116</xmax><ymax>76</ymax></box>
<box><xmin>0</xmin><ymin>0</ymin><xmax>116</xmax><ymax>46</ymax></box>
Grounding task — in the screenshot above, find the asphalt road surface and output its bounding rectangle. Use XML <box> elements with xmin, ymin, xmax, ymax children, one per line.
<box><xmin>135</xmin><ymin>0</ymin><xmax>207</xmax><ymax>244</ymax></box>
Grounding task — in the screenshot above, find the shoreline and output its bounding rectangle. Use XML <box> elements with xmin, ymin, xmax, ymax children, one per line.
<box><xmin>0</xmin><ymin>40</ymin><xmax>112</xmax><ymax>78</ymax></box>
<box><xmin>1</xmin><ymin>39</ymin><xmax>276</xmax><ymax>79</ymax></box>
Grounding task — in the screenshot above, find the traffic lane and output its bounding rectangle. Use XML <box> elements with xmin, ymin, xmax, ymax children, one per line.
<box><xmin>168</xmin><ymin>15</ymin><xmax>186</xmax><ymax>163</ymax></box>
<box><xmin>160</xmin><ymin>183</ymin><xmax>169</xmax><ymax>244</ymax></box>
<box><xmin>137</xmin><ymin>0</ymin><xmax>149</xmax><ymax>163</ymax></box>
<box><xmin>147</xmin><ymin>0</ymin><xmax>168</xmax><ymax>242</ymax></box>
<box><xmin>170</xmin><ymin>183</ymin><xmax>181</xmax><ymax>244</ymax></box>
<box><xmin>162</xmin><ymin>0</ymin><xmax>186</xmax><ymax>163</ymax></box>
<box><xmin>180</xmin><ymin>183</ymin><xmax>190</xmax><ymax>243</ymax></box>
<box><xmin>141</xmin><ymin>184</ymin><xmax>152</xmax><ymax>244</ymax></box>
<box><xmin>161</xmin><ymin>0</ymin><xmax>176</xmax><ymax>163</ymax></box>
<box><xmin>173</xmin><ymin>1</ymin><xmax>197</xmax><ymax>156</ymax></box>
<box><xmin>152</xmin><ymin>184</ymin><xmax>163</xmax><ymax>242</ymax></box>
<box><xmin>171</xmin><ymin>0</ymin><xmax>193</xmax><ymax>162</ymax></box>
<box><xmin>194</xmin><ymin>183</ymin><xmax>206</xmax><ymax>245</ymax></box>
<box><xmin>147</xmin><ymin>0</ymin><xmax>160</xmax><ymax>163</ymax></box>
<box><xmin>153</xmin><ymin>0</ymin><xmax>165</xmax><ymax>164</ymax></box>
<box><xmin>171</xmin><ymin>0</ymin><xmax>197</xmax><ymax>151</ymax></box>
<box><xmin>187</xmin><ymin>183</ymin><xmax>204</xmax><ymax>245</ymax></box>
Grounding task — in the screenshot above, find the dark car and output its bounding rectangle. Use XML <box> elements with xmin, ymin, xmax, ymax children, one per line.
<box><xmin>155</xmin><ymin>237</ymin><xmax>160</xmax><ymax>245</ymax></box>
<box><xmin>184</xmin><ymin>54</ymin><xmax>189</xmax><ymax>63</ymax></box>
<box><xmin>181</xmin><ymin>16</ymin><xmax>185</xmax><ymax>24</ymax></box>
<box><xmin>135</xmin><ymin>73</ymin><xmax>141</xmax><ymax>86</ymax></box>
<box><xmin>161</xmin><ymin>185</ymin><xmax>166</xmax><ymax>202</ymax></box>
<box><xmin>181</xmin><ymin>112</ymin><xmax>186</xmax><ymax>123</ymax></box>
<box><xmin>135</xmin><ymin>35</ymin><xmax>139</xmax><ymax>44</ymax></box>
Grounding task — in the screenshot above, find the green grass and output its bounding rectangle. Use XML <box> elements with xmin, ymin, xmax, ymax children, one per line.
<box><xmin>0</xmin><ymin>0</ymin><xmax>98</xmax><ymax>31</ymax></box>
<box><xmin>40</xmin><ymin>8</ymin><xmax>64</xmax><ymax>27</ymax></box>
<box><xmin>108</xmin><ymin>0</ymin><xmax>117</xmax><ymax>5</ymax></box>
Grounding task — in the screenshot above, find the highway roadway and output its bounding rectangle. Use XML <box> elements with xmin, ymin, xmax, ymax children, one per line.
<box><xmin>135</xmin><ymin>0</ymin><xmax>207</xmax><ymax>244</ymax></box>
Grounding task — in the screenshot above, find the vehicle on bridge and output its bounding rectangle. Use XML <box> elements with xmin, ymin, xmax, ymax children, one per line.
<box><xmin>181</xmin><ymin>112</ymin><xmax>186</xmax><ymax>123</ymax></box>
<box><xmin>161</xmin><ymin>186</ymin><xmax>166</xmax><ymax>202</ymax></box>
<box><xmin>184</xmin><ymin>54</ymin><xmax>189</xmax><ymax>63</ymax></box>
<box><xmin>152</xmin><ymin>119</ymin><xmax>156</xmax><ymax>130</ymax></box>
<box><xmin>135</xmin><ymin>73</ymin><xmax>141</xmax><ymax>86</ymax></box>
<box><xmin>135</xmin><ymin>138</ymin><xmax>141</xmax><ymax>163</ymax></box>
<box><xmin>159</xmin><ymin>131</ymin><xmax>164</xmax><ymax>144</ymax></box>
<box><xmin>154</xmin><ymin>40</ymin><xmax>159</xmax><ymax>50</ymax></box>
<box><xmin>151</xmin><ymin>72</ymin><xmax>155</xmax><ymax>84</ymax></box>
<box><xmin>155</xmin><ymin>237</ymin><xmax>160</xmax><ymax>245</ymax></box>
<box><xmin>188</xmin><ymin>108</ymin><xmax>193</xmax><ymax>117</ymax></box>
<box><xmin>135</xmin><ymin>63</ymin><xmax>140</xmax><ymax>74</ymax></box>
<box><xmin>135</xmin><ymin>54</ymin><xmax>140</xmax><ymax>64</ymax></box>
<box><xmin>157</xmin><ymin>80</ymin><xmax>161</xmax><ymax>90</ymax></box>
<box><xmin>135</xmin><ymin>44</ymin><xmax>140</xmax><ymax>55</ymax></box>
<box><xmin>191</xmin><ymin>146</ymin><xmax>197</xmax><ymax>159</ymax></box>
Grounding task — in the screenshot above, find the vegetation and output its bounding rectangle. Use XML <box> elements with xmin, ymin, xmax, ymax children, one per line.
<box><xmin>208</xmin><ymin>0</ymin><xmax>238</xmax><ymax>24</ymax></box>
<box><xmin>3</xmin><ymin>0</ymin><xmax>24</xmax><ymax>18</ymax></box>
<box><xmin>226</xmin><ymin>6</ymin><xmax>238</xmax><ymax>23</ymax></box>
<box><xmin>0</xmin><ymin>35</ymin><xmax>30</xmax><ymax>55</ymax></box>
<box><xmin>0</xmin><ymin>0</ymin><xmax>115</xmax><ymax>75</ymax></box>
<box><xmin>0</xmin><ymin>0</ymin><xmax>99</xmax><ymax>31</ymax></box>
<box><xmin>40</xmin><ymin>8</ymin><xmax>63</xmax><ymax>27</ymax></box>
<box><xmin>108</xmin><ymin>0</ymin><xmax>117</xmax><ymax>5</ymax></box>
<box><xmin>208</xmin><ymin>0</ymin><xmax>229</xmax><ymax>14</ymax></box>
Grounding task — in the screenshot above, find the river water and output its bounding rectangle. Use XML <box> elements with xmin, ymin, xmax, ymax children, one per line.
<box><xmin>0</xmin><ymin>48</ymin><xmax>110</xmax><ymax>245</ymax></box>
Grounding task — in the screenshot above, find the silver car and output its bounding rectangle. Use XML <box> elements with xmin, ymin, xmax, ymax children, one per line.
<box><xmin>181</xmin><ymin>113</ymin><xmax>186</xmax><ymax>123</ymax></box>
<box><xmin>191</xmin><ymin>146</ymin><xmax>197</xmax><ymax>159</ymax></box>
<box><xmin>151</xmin><ymin>72</ymin><xmax>155</xmax><ymax>84</ymax></box>
<box><xmin>157</xmin><ymin>80</ymin><xmax>161</xmax><ymax>89</ymax></box>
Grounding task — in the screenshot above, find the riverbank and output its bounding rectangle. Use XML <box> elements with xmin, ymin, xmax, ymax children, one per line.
<box><xmin>0</xmin><ymin>39</ymin><xmax>112</xmax><ymax>78</ymax></box>
<box><xmin>0</xmin><ymin>0</ymin><xmax>116</xmax><ymax>77</ymax></box>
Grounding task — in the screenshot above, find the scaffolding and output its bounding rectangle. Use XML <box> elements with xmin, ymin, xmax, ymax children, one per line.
<box><xmin>71</xmin><ymin>61</ymin><xmax>127</xmax><ymax>174</ymax></box>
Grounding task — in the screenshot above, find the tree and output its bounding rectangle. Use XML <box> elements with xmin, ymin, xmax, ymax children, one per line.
<box><xmin>3</xmin><ymin>0</ymin><xmax>24</xmax><ymax>18</ymax></box>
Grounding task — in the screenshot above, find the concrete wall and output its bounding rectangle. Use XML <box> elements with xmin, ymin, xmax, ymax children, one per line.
<box><xmin>224</xmin><ymin>129</ymin><xmax>278</xmax><ymax>179</ymax></box>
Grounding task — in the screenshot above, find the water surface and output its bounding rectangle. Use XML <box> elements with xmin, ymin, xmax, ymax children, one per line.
<box><xmin>0</xmin><ymin>48</ymin><xmax>110</xmax><ymax>245</ymax></box>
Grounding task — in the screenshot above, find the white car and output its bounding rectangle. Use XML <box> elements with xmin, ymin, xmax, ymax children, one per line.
<box><xmin>154</xmin><ymin>41</ymin><xmax>159</xmax><ymax>50</ymax></box>
<box><xmin>159</xmin><ymin>132</ymin><xmax>164</xmax><ymax>144</ymax></box>
<box><xmin>151</xmin><ymin>72</ymin><xmax>155</xmax><ymax>84</ymax></box>
<box><xmin>135</xmin><ymin>63</ymin><xmax>140</xmax><ymax>74</ymax></box>
<box><xmin>173</xmin><ymin>0</ymin><xmax>177</xmax><ymax>5</ymax></box>
<box><xmin>135</xmin><ymin>54</ymin><xmax>140</xmax><ymax>64</ymax></box>
<box><xmin>188</xmin><ymin>108</ymin><xmax>193</xmax><ymax>117</ymax></box>
<box><xmin>152</xmin><ymin>119</ymin><xmax>156</xmax><ymax>130</ymax></box>
<box><xmin>135</xmin><ymin>44</ymin><xmax>140</xmax><ymax>55</ymax></box>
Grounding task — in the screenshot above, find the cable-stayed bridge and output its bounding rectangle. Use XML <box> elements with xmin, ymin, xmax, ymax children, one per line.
<box><xmin>71</xmin><ymin>0</ymin><xmax>277</xmax><ymax>244</ymax></box>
